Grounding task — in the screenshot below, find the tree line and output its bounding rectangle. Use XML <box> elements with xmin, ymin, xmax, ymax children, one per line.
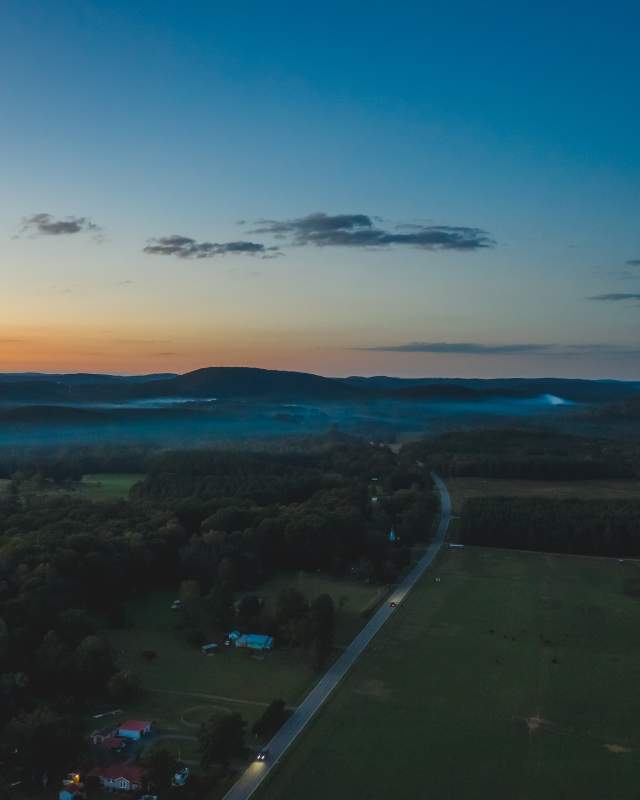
<box><xmin>402</xmin><ymin>428</ymin><xmax>638</xmax><ymax>480</ymax></box>
<box><xmin>460</xmin><ymin>496</ymin><xmax>640</xmax><ymax>556</ymax></box>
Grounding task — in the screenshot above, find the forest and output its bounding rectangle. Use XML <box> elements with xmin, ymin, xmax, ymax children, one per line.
<box><xmin>402</xmin><ymin>428</ymin><xmax>639</xmax><ymax>480</ymax></box>
<box><xmin>460</xmin><ymin>496</ymin><xmax>640</xmax><ymax>556</ymax></box>
<box><xmin>0</xmin><ymin>436</ymin><xmax>437</xmax><ymax>791</ymax></box>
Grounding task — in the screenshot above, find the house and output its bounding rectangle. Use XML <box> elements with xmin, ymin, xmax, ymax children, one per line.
<box><xmin>201</xmin><ymin>643</ymin><xmax>219</xmax><ymax>655</ymax></box>
<box><xmin>235</xmin><ymin>633</ymin><xmax>273</xmax><ymax>651</ymax></box>
<box><xmin>117</xmin><ymin>719</ymin><xmax>152</xmax><ymax>740</ymax></box>
<box><xmin>88</xmin><ymin>764</ymin><xmax>145</xmax><ymax>792</ymax></box>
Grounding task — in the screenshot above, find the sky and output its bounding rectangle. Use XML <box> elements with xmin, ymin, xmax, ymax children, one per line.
<box><xmin>1</xmin><ymin>0</ymin><xmax>639</xmax><ymax>379</ymax></box>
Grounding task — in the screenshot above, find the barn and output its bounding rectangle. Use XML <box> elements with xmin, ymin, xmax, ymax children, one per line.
<box><xmin>117</xmin><ymin>719</ymin><xmax>152</xmax><ymax>740</ymax></box>
<box><xmin>235</xmin><ymin>633</ymin><xmax>274</xmax><ymax>651</ymax></box>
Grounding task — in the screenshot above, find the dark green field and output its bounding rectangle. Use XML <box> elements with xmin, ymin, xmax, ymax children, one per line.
<box><xmin>0</xmin><ymin>472</ymin><xmax>143</xmax><ymax>501</ymax></box>
<box><xmin>259</xmin><ymin>547</ymin><xmax>640</xmax><ymax>800</ymax></box>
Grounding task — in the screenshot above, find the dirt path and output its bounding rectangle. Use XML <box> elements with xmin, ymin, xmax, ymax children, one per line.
<box><xmin>149</xmin><ymin>687</ymin><xmax>295</xmax><ymax>710</ymax></box>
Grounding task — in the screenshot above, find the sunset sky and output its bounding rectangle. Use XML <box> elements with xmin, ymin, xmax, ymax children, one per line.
<box><xmin>1</xmin><ymin>1</ymin><xmax>639</xmax><ymax>378</ymax></box>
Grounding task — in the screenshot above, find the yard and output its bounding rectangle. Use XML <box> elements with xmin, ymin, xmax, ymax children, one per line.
<box><xmin>108</xmin><ymin>570</ymin><xmax>386</xmax><ymax>729</ymax></box>
<box><xmin>257</xmin><ymin>546</ymin><xmax>640</xmax><ymax>800</ymax></box>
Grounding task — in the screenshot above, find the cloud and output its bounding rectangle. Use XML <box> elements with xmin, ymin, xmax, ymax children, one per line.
<box><xmin>246</xmin><ymin>212</ymin><xmax>494</xmax><ymax>251</ymax></box>
<box><xmin>587</xmin><ymin>293</ymin><xmax>640</xmax><ymax>302</ymax></box>
<box><xmin>357</xmin><ymin>341</ymin><xmax>640</xmax><ymax>355</ymax></box>
<box><xmin>143</xmin><ymin>235</ymin><xmax>280</xmax><ymax>259</ymax></box>
<box><xmin>625</xmin><ymin>259</ymin><xmax>640</xmax><ymax>266</ymax></box>
<box><xmin>19</xmin><ymin>213</ymin><xmax>102</xmax><ymax>237</ymax></box>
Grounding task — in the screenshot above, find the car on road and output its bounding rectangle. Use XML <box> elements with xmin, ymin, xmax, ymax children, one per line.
<box><xmin>389</xmin><ymin>601</ymin><xmax>397</xmax><ymax>608</ymax></box>
<box><xmin>256</xmin><ymin>749</ymin><xmax>269</xmax><ymax>762</ymax></box>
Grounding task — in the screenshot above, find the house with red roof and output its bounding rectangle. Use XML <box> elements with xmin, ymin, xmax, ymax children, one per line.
<box><xmin>117</xmin><ymin>720</ymin><xmax>152</xmax><ymax>740</ymax></box>
<box><xmin>87</xmin><ymin>764</ymin><xmax>146</xmax><ymax>792</ymax></box>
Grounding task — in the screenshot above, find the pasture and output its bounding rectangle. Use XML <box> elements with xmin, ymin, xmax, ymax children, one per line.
<box><xmin>79</xmin><ymin>472</ymin><xmax>143</xmax><ymax>500</ymax></box>
<box><xmin>258</xmin><ymin>546</ymin><xmax>640</xmax><ymax>800</ymax></box>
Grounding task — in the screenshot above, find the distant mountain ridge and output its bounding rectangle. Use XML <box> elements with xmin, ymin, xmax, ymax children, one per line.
<box><xmin>0</xmin><ymin>367</ymin><xmax>638</xmax><ymax>405</ymax></box>
<box><xmin>0</xmin><ymin>372</ymin><xmax>176</xmax><ymax>384</ymax></box>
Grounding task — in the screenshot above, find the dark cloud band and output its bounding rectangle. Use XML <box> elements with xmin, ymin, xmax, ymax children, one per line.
<box><xmin>357</xmin><ymin>341</ymin><xmax>640</xmax><ymax>355</ymax></box>
<box><xmin>246</xmin><ymin>212</ymin><xmax>494</xmax><ymax>251</ymax></box>
<box><xmin>19</xmin><ymin>213</ymin><xmax>101</xmax><ymax>236</ymax></box>
<box><xmin>143</xmin><ymin>235</ymin><xmax>280</xmax><ymax>259</ymax></box>
<box><xmin>588</xmin><ymin>293</ymin><xmax>640</xmax><ymax>302</ymax></box>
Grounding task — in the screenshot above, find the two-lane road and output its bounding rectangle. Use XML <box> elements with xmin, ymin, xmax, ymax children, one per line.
<box><xmin>223</xmin><ymin>472</ymin><xmax>452</xmax><ymax>800</ymax></box>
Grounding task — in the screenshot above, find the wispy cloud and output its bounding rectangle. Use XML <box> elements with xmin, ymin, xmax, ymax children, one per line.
<box><xmin>357</xmin><ymin>341</ymin><xmax>640</xmax><ymax>355</ymax></box>
<box><xmin>143</xmin><ymin>235</ymin><xmax>280</xmax><ymax>259</ymax></box>
<box><xmin>18</xmin><ymin>213</ymin><xmax>102</xmax><ymax>238</ymax></box>
<box><xmin>588</xmin><ymin>293</ymin><xmax>640</xmax><ymax>302</ymax></box>
<box><xmin>246</xmin><ymin>212</ymin><xmax>494</xmax><ymax>251</ymax></box>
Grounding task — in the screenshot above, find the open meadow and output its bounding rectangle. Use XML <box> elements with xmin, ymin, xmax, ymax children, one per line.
<box><xmin>78</xmin><ymin>472</ymin><xmax>144</xmax><ymax>500</ymax></box>
<box><xmin>258</xmin><ymin>546</ymin><xmax>640</xmax><ymax>800</ymax></box>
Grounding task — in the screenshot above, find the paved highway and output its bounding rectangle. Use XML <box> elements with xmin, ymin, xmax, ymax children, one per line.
<box><xmin>223</xmin><ymin>472</ymin><xmax>452</xmax><ymax>800</ymax></box>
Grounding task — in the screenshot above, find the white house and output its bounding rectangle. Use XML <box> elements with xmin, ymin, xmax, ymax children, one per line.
<box><xmin>88</xmin><ymin>765</ymin><xmax>145</xmax><ymax>792</ymax></box>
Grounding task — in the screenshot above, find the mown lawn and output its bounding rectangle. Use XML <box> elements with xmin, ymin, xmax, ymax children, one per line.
<box><xmin>258</xmin><ymin>547</ymin><xmax>640</xmax><ymax>800</ymax></box>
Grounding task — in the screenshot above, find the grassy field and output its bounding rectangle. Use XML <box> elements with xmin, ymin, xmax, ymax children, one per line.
<box><xmin>0</xmin><ymin>472</ymin><xmax>143</xmax><ymax>501</ymax></box>
<box><xmin>78</xmin><ymin>472</ymin><xmax>144</xmax><ymax>500</ymax></box>
<box><xmin>105</xmin><ymin>572</ymin><xmax>388</xmax><ymax>772</ymax></box>
<box><xmin>109</xmin><ymin>590</ymin><xmax>316</xmax><ymax>709</ymax></box>
<box><xmin>258</xmin><ymin>546</ymin><xmax>640</xmax><ymax>800</ymax></box>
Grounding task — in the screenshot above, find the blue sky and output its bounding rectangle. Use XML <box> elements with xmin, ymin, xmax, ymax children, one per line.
<box><xmin>1</xmin><ymin>1</ymin><xmax>639</xmax><ymax>377</ymax></box>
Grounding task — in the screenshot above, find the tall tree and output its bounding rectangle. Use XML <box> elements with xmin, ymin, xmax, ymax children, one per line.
<box><xmin>141</xmin><ymin>744</ymin><xmax>180</xmax><ymax>791</ymax></box>
<box><xmin>199</xmin><ymin>713</ymin><xmax>246</xmax><ymax>768</ymax></box>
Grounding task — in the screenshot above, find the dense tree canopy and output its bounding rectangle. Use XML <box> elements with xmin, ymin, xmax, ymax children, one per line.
<box><xmin>0</xmin><ymin>436</ymin><xmax>437</xmax><ymax>785</ymax></box>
